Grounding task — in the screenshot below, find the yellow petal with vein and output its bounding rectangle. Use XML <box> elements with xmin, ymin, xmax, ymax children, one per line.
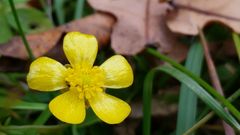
<box><xmin>63</xmin><ymin>32</ymin><xmax>98</xmax><ymax>67</ymax></box>
<box><xmin>100</xmin><ymin>55</ymin><xmax>133</xmax><ymax>88</ymax></box>
<box><xmin>27</xmin><ymin>57</ymin><xmax>67</xmax><ymax>91</ymax></box>
<box><xmin>49</xmin><ymin>90</ymin><xmax>86</xmax><ymax>124</ymax></box>
<box><xmin>89</xmin><ymin>92</ymin><xmax>131</xmax><ymax>124</ymax></box>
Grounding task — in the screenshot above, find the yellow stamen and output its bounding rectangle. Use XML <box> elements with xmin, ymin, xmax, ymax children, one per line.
<box><xmin>65</xmin><ymin>65</ymin><xmax>105</xmax><ymax>99</ymax></box>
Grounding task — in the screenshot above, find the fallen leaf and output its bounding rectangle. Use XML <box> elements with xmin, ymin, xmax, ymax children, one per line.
<box><xmin>0</xmin><ymin>28</ymin><xmax>62</xmax><ymax>60</ymax></box>
<box><xmin>88</xmin><ymin>0</ymin><xmax>188</xmax><ymax>61</ymax></box>
<box><xmin>0</xmin><ymin>13</ymin><xmax>115</xmax><ymax>60</ymax></box>
<box><xmin>166</xmin><ymin>0</ymin><xmax>240</xmax><ymax>35</ymax></box>
<box><xmin>60</xmin><ymin>13</ymin><xmax>114</xmax><ymax>47</ymax></box>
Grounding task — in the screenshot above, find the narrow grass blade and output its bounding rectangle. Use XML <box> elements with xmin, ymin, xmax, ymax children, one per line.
<box><xmin>29</xmin><ymin>108</ymin><xmax>51</xmax><ymax>135</ymax></box>
<box><xmin>232</xmin><ymin>33</ymin><xmax>240</xmax><ymax>61</ymax></box>
<box><xmin>54</xmin><ymin>0</ymin><xmax>65</xmax><ymax>24</ymax></box>
<box><xmin>176</xmin><ymin>43</ymin><xmax>204</xmax><ymax>135</ymax></box>
<box><xmin>143</xmin><ymin>66</ymin><xmax>240</xmax><ymax>135</ymax></box>
<box><xmin>0</xmin><ymin>124</ymin><xmax>68</xmax><ymax>135</ymax></box>
<box><xmin>184</xmin><ymin>88</ymin><xmax>240</xmax><ymax>134</ymax></box>
<box><xmin>39</xmin><ymin>0</ymin><xmax>54</xmax><ymax>25</ymax></box>
<box><xmin>74</xmin><ymin>0</ymin><xmax>85</xmax><ymax>19</ymax></box>
<box><xmin>33</xmin><ymin>108</ymin><xmax>51</xmax><ymax>125</ymax></box>
<box><xmin>146</xmin><ymin>48</ymin><xmax>240</xmax><ymax>121</ymax></box>
<box><xmin>159</xmin><ymin>65</ymin><xmax>240</xmax><ymax>130</ymax></box>
<box><xmin>0</xmin><ymin>97</ymin><xmax>47</xmax><ymax>110</ymax></box>
<box><xmin>143</xmin><ymin>70</ymin><xmax>157</xmax><ymax>135</ymax></box>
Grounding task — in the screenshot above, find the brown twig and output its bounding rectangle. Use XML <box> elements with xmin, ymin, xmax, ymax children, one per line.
<box><xmin>198</xmin><ymin>27</ymin><xmax>235</xmax><ymax>135</ymax></box>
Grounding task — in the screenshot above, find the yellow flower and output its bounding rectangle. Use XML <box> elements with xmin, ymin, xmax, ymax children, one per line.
<box><xmin>27</xmin><ymin>32</ymin><xmax>133</xmax><ymax>124</ymax></box>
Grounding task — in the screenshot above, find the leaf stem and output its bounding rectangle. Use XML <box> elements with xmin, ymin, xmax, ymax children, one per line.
<box><xmin>8</xmin><ymin>0</ymin><xmax>34</xmax><ymax>60</ymax></box>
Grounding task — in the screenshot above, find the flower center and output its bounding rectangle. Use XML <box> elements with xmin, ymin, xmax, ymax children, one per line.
<box><xmin>65</xmin><ymin>65</ymin><xmax>105</xmax><ymax>99</ymax></box>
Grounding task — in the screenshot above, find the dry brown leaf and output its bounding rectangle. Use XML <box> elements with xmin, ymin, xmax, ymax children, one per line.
<box><xmin>88</xmin><ymin>0</ymin><xmax>188</xmax><ymax>61</ymax></box>
<box><xmin>166</xmin><ymin>0</ymin><xmax>240</xmax><ymax>35</ymax></box>
<box><xmin>0</xmin><ymin>13</ymin><xmax>115</xmax><ymax>60</ymax></box>
<box><xmin>0</xmin><ymin>29</ymin><xmax>62</xmax><ymax>60</ymax></box>
<box><xmin>60</xmin><ymin>13</ymin><xmax>114</xmax><ymax>46</ymax></box>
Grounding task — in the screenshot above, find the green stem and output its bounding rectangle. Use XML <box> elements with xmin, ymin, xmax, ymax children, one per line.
<box><xmin>184</xmin><ymin>88</ymin><xmax>240</xmax><ymax>134</ymax></box>
<box><xmin>146</xmin><ymin>48</ymin><xmax>240</xmax><ymax>121</ymax></box>
<box><xmin>9</xmin><ymin>0</ymin><xmax>34</xmax><ymax>60</ymax></box>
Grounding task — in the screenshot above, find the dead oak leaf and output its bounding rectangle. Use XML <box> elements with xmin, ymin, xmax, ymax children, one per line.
<box><xmin>0</xmin><ymin>29</ymin><xmax>62</xmax><ymax>60</ymax></box>
<box><xmin>166</xmin><ymin>0</ymin><xmax>240</xmax><ymax>35</ymax></box>
<box><xmin>60</xmin><ymin>13</ymin><xmax>114</xmax><ymax>46</ymax></box>
<box><xmin>88</xmin><ymin>0</ymin><xmax>188</xmax><ymax>61</ymax></box>
<box><xmin>0</xmin><ymin>13</ymin><xmax>114</xmax><ymax>60</ymax></box>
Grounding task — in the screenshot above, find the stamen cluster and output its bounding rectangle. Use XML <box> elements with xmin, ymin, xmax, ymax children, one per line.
<box><xmin>65</xmin><ymin>65</ymin><xmax>105</xmax><ymax>99</ymax></box>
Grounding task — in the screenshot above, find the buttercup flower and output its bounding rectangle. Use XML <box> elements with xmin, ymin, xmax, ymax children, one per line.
<box><xmin>27</xmin><ymin>32</ymin><xmax>133</xmax><ymax>124</ymax></box>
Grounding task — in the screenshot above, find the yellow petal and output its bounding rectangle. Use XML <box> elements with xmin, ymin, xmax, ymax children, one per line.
<box><xmin>49</xmin><ymin>90</ymin><xmax>86</xmax><ymax>124</ymax></box>
<box><xmin>27</xmin><ymin>57</ymin><xmax>67</xmax><ymax>91</ymax></box>
<box><xmin>63</xmin><ymin>32</ymin><xmax>98</xmax><ymax>67</ymax></box>
<box><xmin>100</xmin><ymin>55</ymin><xmax>133</xmax><ymax>88</ymax></box>
<box><xmin>88</xmin><ymin>92</ymin><xmax>131</xmax><ymax>124</ymax></box>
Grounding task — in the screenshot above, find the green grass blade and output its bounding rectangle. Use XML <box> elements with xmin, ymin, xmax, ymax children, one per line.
<box><xmin>29</xmin><ymin>108</ymin><xmax>51</xmax><ymax>135</ymax></box>
<box><xmin>176</xmin><ymin>43</ymin><xmax>204</xmax><ymax>135</ymax></box>
<box><xmin>143</xmin><ymin>70</ymin><xmax>157</xmax><ymax>135</ymax></box>
<box><xmin>159</xmin><ymin>65</ymin><xmax>240</xmax><ymax>130</ymax></box>
<box><xmin>39</xmin><ymin>0</ymin><xmax>54</xmax><ymax>25</ymax></box>
<box><xmin>33</xmin><ymin>108</ymin><xmax>51</xmax><ymax>125</ymax></box>
<box><xmin>146</xmin><ymin>48</ymin><xmax>240</xmax><ymax>121</ymax></box>
<box><xmin>184</xmin><ymin>88</ymin><xmax>240</xmax><ymax>134</ymax></box>
<box><xmin>143</xmin><ymin>65</ymin><xmax>240</xmax><ymax>135</ymax></box>
<box><xmin>0</xmin><ymin>124</ymin><xmax>68</xmax><ymax>135</ymax></box>
<box><xmin>232</xmin><ymin>33</ymin><xmax>240</xmax><ymax>61</ymax></box>
<box><xmin>54</xmin><ymin>0</ymin><xmax>65</xmax><ymax>24</ymax></box>
<box><xmin>74</xmin><ymin>0</ymin><xmax>85</xmax><ymax>19</ymax></box>
<box><xmin>183</xmin><ymin>112</ymin><xmax>215</xmax><ymax>135</ymax></box>
<box><xmin>0</xmin><ymin>97</ymin><xmax>47</xmax><ymax>110</ymax></box>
